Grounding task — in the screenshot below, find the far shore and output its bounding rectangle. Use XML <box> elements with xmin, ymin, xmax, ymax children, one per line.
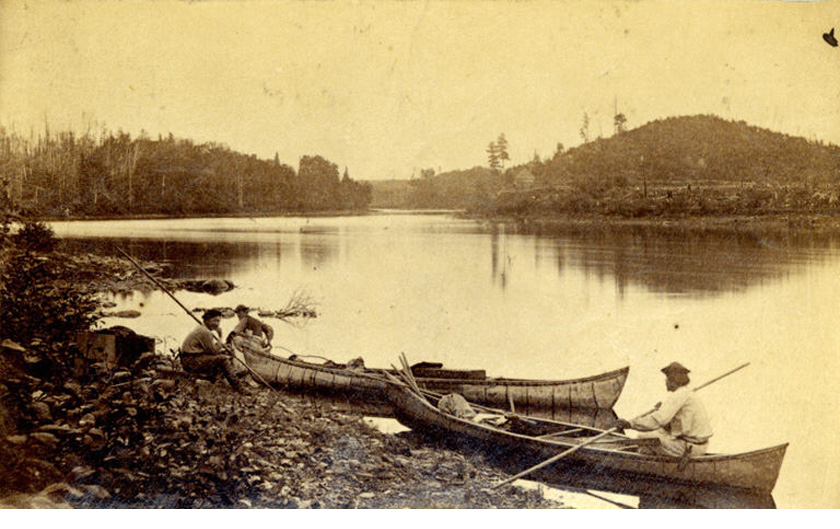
<box><xmin>32</xmin><ymin>208</ymin><xmax>840</xmax><ymax>241</ymax></box>
<box><xmin>467</xmin><ymin>213</ymin><xmax>840</xmax><ymax>237</ymax></box>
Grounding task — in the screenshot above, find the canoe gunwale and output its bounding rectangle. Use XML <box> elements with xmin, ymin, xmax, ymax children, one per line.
<box><xmin>470</xmin><ymin>366</ymin><xmax>630</xmax><ymax>387</ymax></box>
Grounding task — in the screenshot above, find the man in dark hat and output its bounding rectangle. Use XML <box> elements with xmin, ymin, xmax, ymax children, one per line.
<box><xmin>180</xmin><ymin>309</ymin><xmax>246</xmax><ymax>393</ymax></box>
<box><xmin>229</xmin><ymin>304</ymin><xmax>274</xmax><ymax>348</ymax></box>
<box><xmin>614</xmin><ymin>362</ymin><xmax>713</xmax><ymax>457</ymax></box>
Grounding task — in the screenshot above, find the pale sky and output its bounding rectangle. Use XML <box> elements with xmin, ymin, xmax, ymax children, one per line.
<box><xmin>1</xmin><ymin>0</ymin><xmax>839</xmax><ymax>179</ymax></box>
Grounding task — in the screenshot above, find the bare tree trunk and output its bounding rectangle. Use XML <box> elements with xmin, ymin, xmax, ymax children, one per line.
<box><xmin>236</xmin><ymin>159</ymin><xmax>244</xmax><ymax>209</ymax></box>
<box><xmin>128</xmin><ymin>142</ymin><xmax>140</xmax><ymax>211</ymax></box>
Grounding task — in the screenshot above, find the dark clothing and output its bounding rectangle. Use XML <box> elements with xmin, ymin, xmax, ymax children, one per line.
<box><xmin>233</xmin><ymin>315</ymin><xmax>273</xmax><ymax>342</ymax></box>
<box><xmin>180</xmin><ymin>324</ymin><xmax>244</xmax><ymax>392</ymax></box>
<box><xmin>181</xmin><ymin>325</ymin><xmax>225</xmax><ymax>355</ymax></box>
<box><xmin>180</xmin><ymin>352</ymin><xmax>245</xmax><ymax>392</ymax></box>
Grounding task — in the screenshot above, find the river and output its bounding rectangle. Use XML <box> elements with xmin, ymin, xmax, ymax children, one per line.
<box><xmin>50</xmin><ymin>212</ymin><xmax>840</xmax><ymax>509</ymax></box>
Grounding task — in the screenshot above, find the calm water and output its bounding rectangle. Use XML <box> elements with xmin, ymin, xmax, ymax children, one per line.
<box><xmin>51</xmin><ymin>212</ymin><xmax>840</xmax><ymax>508</ymax></box>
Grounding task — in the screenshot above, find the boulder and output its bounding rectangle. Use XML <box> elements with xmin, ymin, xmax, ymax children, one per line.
<box><xmin>30</xmin><ymin>401</ymin><xmax>52</xmax><ymax>423</ymax></box>
<box><xmin>107</xmin><ymin>310</ymin><xmax>142</xmax><ymax>319</ymax></box>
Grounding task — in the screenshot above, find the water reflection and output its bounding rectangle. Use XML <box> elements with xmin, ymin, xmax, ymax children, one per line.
<box><xmin>490</xmin><ymin>225</ymin><xmax>509</xmax><ymax>290</ymax></box>
<box><xmin>59</xmin><ymin>237</ymin><xmax>287</xmax><ymax>279</ymax></box>
<box><xmin>485</xmin><ymin>445</ymin><xmax>776</xmax><ymax>509</ymax></box>
<box><xmin>517</xmin><ymin>222</ymin><xmax>840</xmax><ymax>295</ymax></box>
<box><xmin>300</xmin><ymin>238</ymin><xmax>339</xmax><ymax>270</ymax></box>
<box><xmin>56</xmin><ymin>218</ymin><xmax>840</xmax><ymax>297</ymax></box>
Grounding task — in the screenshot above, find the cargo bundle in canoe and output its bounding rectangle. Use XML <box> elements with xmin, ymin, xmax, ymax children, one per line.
<box><xmin>236</xmin><ymin>339</ymin><xmax>628</xmax><ymax>412</ymax></box>
<box><xmin>386</xmin><ymin>384</ymin><xmax>788</xmax><ymax>508</ymax></box>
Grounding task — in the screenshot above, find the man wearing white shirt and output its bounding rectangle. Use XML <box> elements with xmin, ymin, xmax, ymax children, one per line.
<box><xmin>615</xmin><ymin>362</ymin><xmax>713</xmax><ymax>457</ymax></box>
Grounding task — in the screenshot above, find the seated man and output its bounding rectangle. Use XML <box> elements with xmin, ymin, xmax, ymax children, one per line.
<box><xmin>181</xmin><ymin>309</ymin><xmax>246</xmax><ymax>393</ymax></box>
<box><xmin>615</xmin><ymin>362</ymin><xmax>713</xmax><ymax>457</ymax></box>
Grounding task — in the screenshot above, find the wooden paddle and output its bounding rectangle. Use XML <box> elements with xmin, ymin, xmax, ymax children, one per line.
<box><xmin>492</xmin><ymin>362</ymin><xmax>751</xmax><ymax>489</ymax></box>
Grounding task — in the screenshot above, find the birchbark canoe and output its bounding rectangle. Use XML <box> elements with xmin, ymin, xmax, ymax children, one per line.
<box><xmin>237</xmin><ymin>341</ymin><xmax>628</xmax><ymax>411</ymax></box>
<box><xmin>386</xmin><ymin>384</ymin><xmax>788</xmax><ymax>508</ymax></box>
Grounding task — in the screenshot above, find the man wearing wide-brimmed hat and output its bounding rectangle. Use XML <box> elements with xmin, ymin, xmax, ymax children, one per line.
<box><xmin>614</xmin><ymin>362</ymin><xmax>713</xmax><ymax>457</ymax></box>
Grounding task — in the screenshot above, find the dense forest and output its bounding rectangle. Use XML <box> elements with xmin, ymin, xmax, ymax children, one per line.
<box><xmin>381</xmin><ymin>115</ymin><xmax>840</xmax><ymax>218</ymax></box>
<box><xmin>403</xmin><ymin>166</ymin><xmax>503</xmax><ymax>209</ymax></box>
<box><xmin>0</xmin><ymin>127</ymin><xmax>372</xmax><ymax>217</ymax></box>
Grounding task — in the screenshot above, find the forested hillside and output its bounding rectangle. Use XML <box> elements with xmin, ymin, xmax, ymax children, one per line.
<box><xmin>536</xmin><ymin>115</ymin><xmax>840</xmax><ymax>190</ymax></box>
<box><xmin>0</xmin><ymin>128</ymin><xmax>371</xmax><ymax>217</ymax></box>
<box><xmin>405</xmin><ymin>166</ymin><xmax>502</xmax><ymax>209</ymax></box>
<box><xmin>376</xmin><ymin>115</ymin><xmax>840</xmax><ymax>216</ymax></box>
<box><xmin>490</xmin><ymin>115</ymin><xmax>840</xmax><ymax>218</ymax></box>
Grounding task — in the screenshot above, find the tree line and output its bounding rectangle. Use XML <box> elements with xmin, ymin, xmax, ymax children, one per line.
<box><xmin>0</xmin><ymin>126</ymin><xmax>372</xmax><ymax>217</ymax></box>
<box><xmin>530</xmin><ymin>115</ymin><xmax>840</xmax><ymax>192</ymax></box>
<box><xmin>391</xmin><ymin>114</ymin><xmax>840</xmax><ymax>217</ymax></box>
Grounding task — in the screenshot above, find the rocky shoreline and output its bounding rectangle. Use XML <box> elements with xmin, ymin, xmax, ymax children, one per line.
<box><xmin>0</xmin><ymin>356</ymin><xmax>565</xmax><ymax>509</ymax></box>
<box><xmin>0</xmin><ymin>249</ymin><xmax>566</xmax><ymax>509</ymax></box>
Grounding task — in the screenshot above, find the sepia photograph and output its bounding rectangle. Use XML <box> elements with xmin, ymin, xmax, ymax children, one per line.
<box><xmin>1</xmin><ymin>0</ymin><xmax>839</xmax><ymax>511</ymax></box>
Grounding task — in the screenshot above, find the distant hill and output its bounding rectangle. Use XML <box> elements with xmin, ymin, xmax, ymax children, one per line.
<box><xmin>491</xmin><ymin>115</ymin><xmax>840</xmax><ymax>218</ymax></box>
<box><xmin>367</xmin><ymin>179</ymin><xmax>413</xmax><ymax>208</ymax></box>
<box><xmin>540</xmin><ymin>115</ymin><xmax>840</xmax><ymax>189</ymax></box>
<box><xmin>368</xmin><ymin>167</ymin><xmax>503</xmax><ymax>209</ymax></box>
<box><xmin>365</xmin><ymin>115</ymin><xmax>840</xmax><ymax>216</ymax></box>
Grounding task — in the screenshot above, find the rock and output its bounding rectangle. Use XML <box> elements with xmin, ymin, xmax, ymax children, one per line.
<box><xmin>83</xmin><ymin>428</ymin><xmax>106</xmax><ymax>451</ymax></box>
<box><xmin>184</xmin><ymin>279</ymin><xmax>235</xmax><ymax>295</ymax></box>
<box><xmin>30</xmin><ymin>432</ymin><xmax>60</xmax><ymax>447</ymax></box>
<box><xmin>105</xmin><ymin>310</ymin><xmax>142</xmax><ymax>319</ymax></box>
<box><xmin>31</xmin><ymin>401</ymin><xmax>53</xmax><ymax>422</ymax></box>
<box><xmin>151</xmin><ymin>379</ymin><xmax>177</xmax><ymax>395</ymax></box>
<box><xmin>213</xmin><ymin>307</ymin><xmax>235</xmax><ymax>318</ymax></box>
<box><xmin>63</xmin><ymin>381</ymin><xmax>82</xmax><ymax>396</ymax></box>
<box><xmin>36</xmin><ymin>424</ymin><xmax>71</xmax><ymax>435</ymax></box>
<box><xmin>6</xmin><ymin>434</ymin><xmax>28</xmax><ymax>444</ymax></box>
<box><xmin>0</xmin><ymin>339</ymin><xmax>26</xmax><ymax>352</ymax></box>
<box><xmin>80</xmin><ymin>484</ymin><xmax>111</xmax><ymax>500</ymax></box>
<box><xmin>68</xmin><ymin>466</ymin><xmax>96</xmax><ymax>483</ymax></box>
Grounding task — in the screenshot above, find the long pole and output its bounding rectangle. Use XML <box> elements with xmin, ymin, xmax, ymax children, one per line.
<box><xmin>116</xmin><ymin>247</ymin><xmax>295</xmax><ymax>415</ymax></box>
<box><xmin>492</xmin><ymin>362</ymin><xmax>750</xmax><ymax>489</ymax></box>
<box><xmin>693</xmin><ymin>362</ymin><xmax>750</xmax><ymax>392</ymax></box>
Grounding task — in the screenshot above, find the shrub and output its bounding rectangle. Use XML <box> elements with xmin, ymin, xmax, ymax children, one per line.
<box><xmin>12</xmin><ymin>221</ymin><xmax>57</xmax><ymax>253</ymax></box>
<box><xmin>0</xmin><ymin>251</ymin><xmax>99</xmax><ymax>346</ymax></box>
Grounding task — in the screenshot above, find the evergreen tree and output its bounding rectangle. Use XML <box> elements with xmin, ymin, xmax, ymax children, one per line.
<box><xmin>580</xmin><ymin>113</ymin><xmax>591</xmax><ymax>143</ymax></box>
<box><xmin>496</xmin><ymin>134</ymin><xmax>510</xmax><ymax>169</ymax></box>
<box><xmin>487</xmin><ymin>141</ymin><xmax>500</xmax><ymax>171</ymax></box>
